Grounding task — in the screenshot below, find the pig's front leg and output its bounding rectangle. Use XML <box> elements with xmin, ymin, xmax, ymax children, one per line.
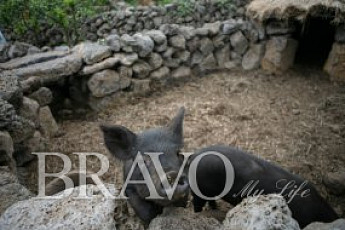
<box><xmin>126</xmin><ymin>187</ymin><xmax>163</xmax><ymax>223</ymax></box>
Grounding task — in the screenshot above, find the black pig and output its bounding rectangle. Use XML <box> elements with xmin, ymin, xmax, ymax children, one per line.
<box><xmin>101</xmin><ymin>107</ymin><xmax>189</xmax><ymax>223</ymax></box>
<box><xmin>190</xmin><ymin>145</ymin><xmax>338</xmax><ymax>228</ymax></box>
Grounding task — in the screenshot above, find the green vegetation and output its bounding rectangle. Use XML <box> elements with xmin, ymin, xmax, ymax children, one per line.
<box><xmin>0</xmin><ymin>0</ymin><xmax>108</xmax><ymax>45</ymax></box>
<box><xmin>174</xmin><ymin>0</ymin><xmax>195</xmax><ymax>17</ymax></box>
<box><xmin>216</xmin><ymin>0</ymin><xmax>237</xmax><ymax>13</ymax></box>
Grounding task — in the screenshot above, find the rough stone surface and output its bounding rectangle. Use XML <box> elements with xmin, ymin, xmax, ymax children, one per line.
<box><xmin>81</xmin><ymin>53</ymin><xmax>138</xmax><ymax>75</ymax></box>
<box><xmin>133</xmin><ymin>33</ymin><xmax>154</xmax><ymax>57</ymax></box>
<box><xmin>106</xmin><ymin>34</ymin><xmax>121</xmax><ymax>52</ymax></box>
<box><xmin>10</xmin><ymin>54</ymin><xmax>82</xmax><ymax>79</ymax></box>
<box><xmin>215</xmin><ymin>46</ymin><xmax>230</xmax><ymax>68</ymax></box>
<box><xmin>8</xmin><ymin>42</ymin><xmax>32</xmax><ymax>59</ymax></box>
<box><xmin>148</xmin><ymin>207</ymin><xmax>221</xmax><ymax>230</ymax></box>
<box><xmin>335</xmin><ymin>25</ymin><xmax>345</xmax><ymax>43</ymax></box>
<box><xmin>221</xmin><ymin>20</ymin><xmax>240</xmax><ymax>34</ymax></box>
<box><xmin>150</xmin><ymin>66</ymin><xmax>170</xmax><ymax>80</ymax></box>
<box><xmin>171</xmin><ymin>66</ymin><xmax>191</xmax><ymax>79</ymax></box>
<box><xmin>303</xmin><ymin>219</ymin><xmax>345</xmax><ymax>230</ymax></box>
<box><xmin>0</xmin><ymin>73</ymin><xmax>23</xmax><ymax>108</ymax></box>
<box><xmin>39</xmin><ymin>106</ymin><xmax>59</xmax><ymax>138</ymax></box>
<box><xmin>133</xmin><ymin>61</ymin><xmax>152</xmax><ymax>79</ymax></box>
<box><xmin>0</xmin><ymin>132</ymin><xmax>15</xmax><ymax>169</ymax></box>
<box><xmin>145</xmin><ymin>30</ymin><xmax>167</xmax><ymax>45</ymax></box>
<box><xmin>266</xmin><ymin>21</ymin><xmax>296</xmax><ymax>36</ymax></box>
<box><xmin>324</xmin><ymin>43</ymin><xmax>345</xmax><ymax>81</ymax></box>
<box><xmin>28</xmin><ymin>87</ymin><xmax>53</xmax><ymax>106</ymax></box>
<box><xmin>242</xmin><ymin>43</ymin><xmax>266</xmax><ymax>70</ymax></box>
<box><xmin>0</xmin><ymin>98</ymin><xmax>17</xmax><ymax>129</ymax></box>
<box><xmin>88</xmin><ymin>70</ymin><xmax>131</xmax><ymax>98</ymax></box>
<box><xmin>199</xmin><ymin>38</ymin><xmax>214</xmax><ymax>55</ymax></box>
<box><xmin>169</xmin><ymin>35</ymin><xmax>186</xmax><ymax>49</ymax></box>
<box><xmin>132</xmin><ymin>79</ymin><xmax>151</xmax><ymax>95</ymax></box>
<box><xmin>0</xmin><ymin>178</ymin><xmax>32</xmax><ymax>215</ymax></box>
<box><xmin>203</xmin><ymin>22</ymin><xmax>221</xmax><ymax>36</ymax></box>
<box><xmin>147</xmin><ymin>52</ymin><xmax>163</xmax><ymax>70</ymax></box>
<box><xmin>262</xmin><ymin>36</ymin><xmax>298</xmax><ymax>74</ymax></box>
<box><xmin>230</xmin><ymin>31</ymin><xmax>249</xmax><ymax>55</ymax></box>
<box><xmin>0</xmin><ymin>184</ymin><xmax>118</xmax><ymax>230</ymax></box>
<box><xmin>73</xmin><ymin>42</ymin><xmax>112</xmax><ymax>64</ymax></box>
<box><xmin>8</xmin><ymin>116</ymin><xmax>35</xmax><ymax>144</ymax></box>
<box><xmin>323</xmin><ymin>171</ymin><xmax>345</xmax><ymax>195</ymax></box>
<box><xmin>0</xmin><ymin>51</ymin><xmax>68</xmax><ymax>70</ymax></box>
<box><xmin>222</xmin><ymin>194</ymin><xmax>300</xmax><ymax>230</ymax></box>
<box><xmin>19</xmin><ymin>97</ymin><xmax>40</xmax><ymax>127</ymax></box>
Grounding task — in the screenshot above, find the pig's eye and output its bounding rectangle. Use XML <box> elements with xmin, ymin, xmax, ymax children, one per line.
<box><xmin>167</xmin><ymin>176</ymin><xmax>173</xmax><ymax>184</ymax></box>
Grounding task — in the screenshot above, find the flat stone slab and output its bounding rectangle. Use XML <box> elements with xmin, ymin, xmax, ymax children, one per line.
<box><xmin>6</xmin><ymin>54</ymin><xmax>82</xmax><ymax>79</ymax></box>
<box><xmin>0</xmin><ymin>51</ymin><xmax>69</xmax><ymax>70</ymax></box>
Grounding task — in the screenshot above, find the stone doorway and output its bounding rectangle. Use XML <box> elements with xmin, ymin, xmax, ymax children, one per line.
<box><xmin>294</xmin><ymin>16</ymin><xmax>336</xmax><ymax>68</ymax></box>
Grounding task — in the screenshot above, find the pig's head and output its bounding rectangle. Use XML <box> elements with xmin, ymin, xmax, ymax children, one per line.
<box><xmin>100</xmin><ymin>107</ymin><xmax>189</xmax><ymax>206</ymax></box>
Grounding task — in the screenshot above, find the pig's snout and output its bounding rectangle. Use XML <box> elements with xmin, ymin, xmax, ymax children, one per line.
<box><xmin>161</xmin><ymin>172</ymin><xmax>189</xmax><ymax>199</ymax></box>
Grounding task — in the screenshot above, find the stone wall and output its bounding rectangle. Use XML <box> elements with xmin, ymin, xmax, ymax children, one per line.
<box><xmin>3</xmin><ymin>0</ymin><xmax>250</xmax><ymax>46</ymax></box>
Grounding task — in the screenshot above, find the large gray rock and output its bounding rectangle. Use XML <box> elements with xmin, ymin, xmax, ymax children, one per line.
<box><xmin>0</xmin><ymin>184</ymin><xmax>118</xmax><ymax>230</ymax></box>
<box><xmin>242</xmin><ymin>43</ymin><xmax>266</xmax><ymax>70</ymax></box>
<box><xmin>169</xmin><ymin>35</ymin><xmax>186</xmax><ymax>49</ymax></box>
<box><xmin>200</xmin><ymin>53</ymin><xmax>217</xmax><ymax>71</ymax></box>
<box><xmin>0</xmin><ymin>51</ymin><xmax>68</xmax><ymax>70</ymax></box>
<box><xmin>81</xmin><ymin>53</ymin><xmax>138</xmax><ymax>75</ymax></box>
<box><xmin>148</xmin><ymin>207</ymin><xmax>221</xmax><ymax>230</ymax></box>
<box><xmin>120</xmin><ymin>34</ymin><xmax>136</xmax><ymax>52</ymax></box>
<box><xmin>0</xmin><ymin>73</ymin><xmax>23</xmax><ymax>108</ymax></box>
<box><xmin>8</xmin><ymin>115</ymin><xmax>35</xmax><ymax>144</ymax></box>
<box><xmin>88</xmin><ymin>70</ymin><xmax>131</xmax><ymax>98</ymax></box>
<box><xmin>221</xmin><ymin>20</ymin><xmax>240</xmax><ymax>35</ymax></box>
<box><xmin>106</xmin><ymin>34</ymin><xmax>121</xmax><ymax>52</ymax></box>
<box><xmin>222</xmin><ymin>195</ymin><xmax>300</xmax><ymax>230</ymax></box>
<box><xmin>19</xmin><ymin>97</ymin><xmax>40</xmax><ymax>127</ymax></box>
<box><xmin>199</xmin><ymin>38</ymin><xmax>214</xmax><ymax>55</ymax></box>
<box><xmin>171</xmin><ymin>66</ymin><xmax>191</xmax><ymax>79</ymax></box>
<box><xmin>160</xmin><ymin>24</ymin><xmax>180</xmax><ymax>35</ymax></box>
<box><xmin>323</xmin><ymin>171</ymin><xmax>345</xmax><ymax>195</ymax></box>
<box><xmin>39</xmin><ymin>106</ymin><xmax>59</xmax><ymax>138</ymax></box>
<box><xmin>9</xmin><ymin>54</ymin><xmax>82</xmax><ymax>79</ymax></box>
<box><xmin>21</xmin><ymin>77</ymin><xmax>41</xmax><ymax>94</ymax></box>
<box><xmin>178</xmin><ymin>26</ymin><xmax>196</xmax><ymax>40</ymax></box>
<box><xmin>150</xmin><ymin>66</ymin><xmax>170</xmax><ymax>80</ymax></box>
<box><xmin>145</xmin><ymin>30</ymin><xmax>167</xmax><ymax>45</ymax></box>
<box><xmin>73</xmin><ymin>42</ymin><xmax>112</xmax><ymax>64</ymax></box>
<box><xmin>133</xmin><ymin>61</ymin><xmax>152</xmax><ymax>79</ymax></box>
<box><xmin>303</xmin><ymin>219</ymin><xmax>345</xmax><ymax>230</ymax></box>
<box><xmin>215</xmin><ymin>46</ymin><xmax>230</xmax><ymax>68</ymax></box>
<box><xmin>230</xmin><ymin>31</ymin><xmax>249</xmax><ymax>55</ymax></box>
<box><xmin>203</xmin><ymin>22</ymin><xmax>222</xmax><ymax>36</ymax></box>
<box><xmin>0</xmin><ymin>173</ymin><xmax>32</xmax><ymax>215</ymax></box>
<box><xmin>262</xmin><ymin>36</ymin><xmax>298</xmax><ymax>74</ymax></box>
<box><xmin>8</xmin><ymin>42</ymin><xmax>32</xmax><ymax>59</ymax></box>
<box><xmin>147</xmin><ymin>52</ymin><xmax>163</xmax><ymax>70</ymax></box>
<box><xmin>29</xmin><ymin>87</ymin><xmax>53</xmax><ymax>106</ymax></box>
<box><xmin>133</xmin><ymin>33</ymin><xmax>154</xmax><ymax>57</ymax></box>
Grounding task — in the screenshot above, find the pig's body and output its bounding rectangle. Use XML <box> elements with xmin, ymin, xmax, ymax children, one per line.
<box><xmin>190</xmin><ymin>145</ymin><xmax>338</xmax><ymax>228</ymax></box>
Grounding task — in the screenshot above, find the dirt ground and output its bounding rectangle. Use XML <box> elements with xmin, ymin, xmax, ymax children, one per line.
<box><xmin>26</xmin><ymin>67</ymin><xmax>345</xmax><ymax>223</ymax></box>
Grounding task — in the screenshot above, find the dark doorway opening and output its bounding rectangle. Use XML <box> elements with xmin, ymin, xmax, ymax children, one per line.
<box><xmin>293</xmin><ymin>16</ymin><xmax>335</xmax><ymax>68</ymax></box>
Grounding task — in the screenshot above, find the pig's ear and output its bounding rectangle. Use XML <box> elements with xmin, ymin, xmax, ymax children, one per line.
<box><xmin>100</xmin><ymin>125</ymin><xmax>137</xmax><ymax>160</ymax></box>
<box><xmin>167</xmin><ymin>107</ymin><xmax>185</xmax><ymax>140</ymax></box>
